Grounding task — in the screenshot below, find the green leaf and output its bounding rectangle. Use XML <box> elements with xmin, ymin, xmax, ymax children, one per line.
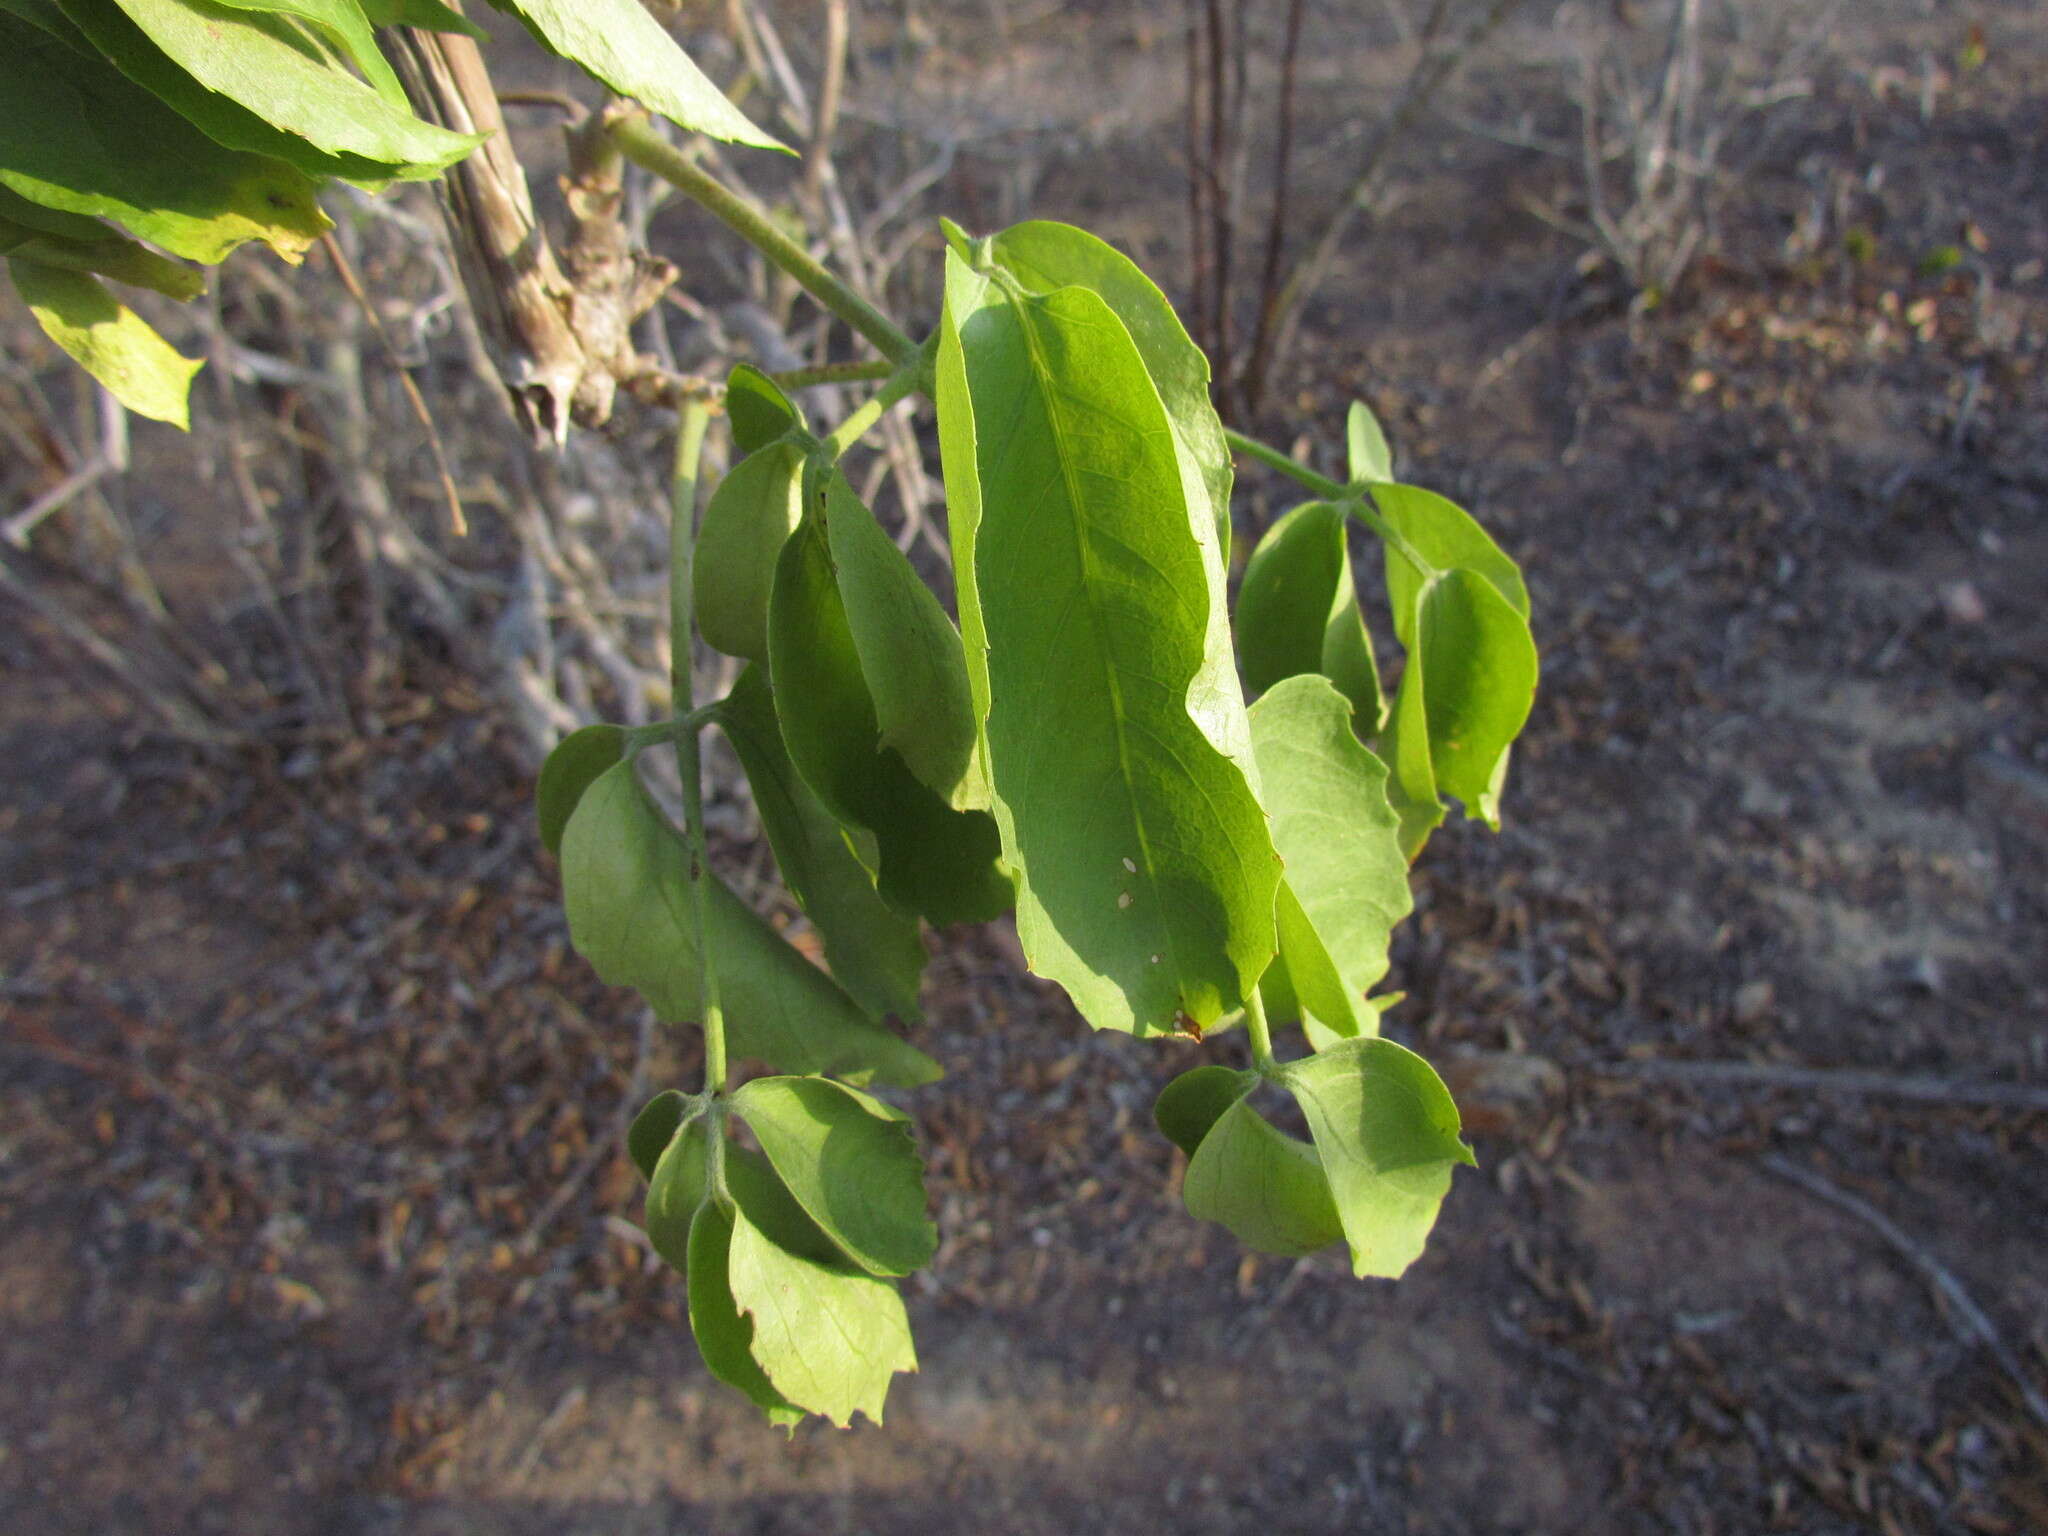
<box><xmin>626</xmin><ymin>1088</ymin><xmax>691</xmax><ymax>1182</ymax></box>
<box><xmin>825</xmin><ymin>469</ymin><xmax>985</xmax><ymax>811</ymax></box>
<box><xmin>987</xmin><ymin>220</ymin><xmax>1234</xmax><ymax>551</ymax></box>
<box><xmin>731</xmin><ymin>1075</ymin><xmax>935</xmax><ymax>1278</ymax></box>
<box><xmin>642</xmin><ymin>1110</ymin><xmax>708</xmax><ymax>1271</ymax></box>
<box><xmin>695</xmin><ymin>440</ymin><xmax>802</xmax><ymax>662</ymax></box>
<box><xmin>1278</xmin><ymin>1038</ymin><xmax>1474</xmax><ymax>1280</ymax></box>
<box><xmin>204</xmin><ymin>0</ymin><xmax>407</xmax><ymax>107</ymax></box>
<box><xmin>723</xmin><ymin>1141</ymin><xmax>841</xmax><ymax>1265</ymax></box>
<box><xmin>768</xmin><ymin>488</ymin><xmax>1010</xmax><ymax>927</ymax></box>
<box><xmin>101</xmin><ymin>0</ymin><xmax>483</xmax><ymax>175</ymax></box>
<box><xmin>726</xmin><ymin>1205</ymin><xmax>916</xmax><ymax>1428</ymax></box>
<box><xmin>1383</xmin><ymin>567</ymin><xmax>1537</xmax><ymax>834</ymax></box>
<box><xmin>686</xmin><ymin>1196</ymin><xmax>803</xmax><ymax>1429</ymax></box>
<box><xmin>9</xmin><ymin>259</ymin><xmax>201</xmax><ymax>427</ymax></box>
<box><xmin>1248</xmin><ymin>676</ymin><xmax>1411</xmax><ymax>1043</ymax></box>
<box><xmin>535</xmin><ymin>723</ymin><xmax>626</xmax><ymax>859</ymax></box>
<box><xmin>724</xmin><ymin>363</ymin><xmax>802</xmax><ymax>456</ymax></box>
<box><xmin>1153</xmin><ymin>1063</ymin><xmax>1256</xmax><ymax>1159</ymax></box>
<box><xmin>1369</xmin><ymin>482</ymin><xmax>1528</xmax><ymax>623</ymax></box>
<box><xmin>45</xmin><ymin>0</ymin><xmax>411</xmax><ymax>184</ymax></box>
<box><xmin>0</xmin><ymin>17</ymin><xmax>329</xmax><ymax>262</ymax></box>
<box><xmin>1184</xmin><ymin>1095</ymin><xmax>1344</xmax><ymax>1259</ymax></box>
<box><xmin>936</xmin><ymin>250</ymin><xmax>1279</xmax><ymax>1035</ymax></box>
<box><xmin>358</xmin><ymin>0</ymin><xmax>485</xmax><ymax>37</ymax></box>
<box><xmin>0</xmin><ymin>213</ymin><xmax>203</xmax><ymax>301</ymax></box>
<box><xmin>1236</xmin><ymin>501</ymin><xmax>1384</xmax><ymax>730</ymax></box>
<box><xmin>559</xmin><ymin>760</ymin><xmax>942</xmax><ymax>1087</ymax></box>
<box><xmin>716</xmin><ymin>665</ymin><xmax>925</xmax><ymax>1024</ymax></box>
<box><xmin>1346</xmin><ymin>400</ymin><xmax>1392</xmax><ymax>485</ymax></box>
<box><xmin>483</xmin><ymin>0</ymin><xmax>785</xmax><ymax>153</ymax></box>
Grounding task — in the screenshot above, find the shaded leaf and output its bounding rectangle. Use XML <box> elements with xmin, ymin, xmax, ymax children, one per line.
<box><xmin>559</xmin><ymin>760</ymin><xmax>941</xmax><ymax>1087</ymax></box>
<box><xmin>1153</xmin><ymin>1063</ymin><xmax>1255</xmax><ymax>1159</ymax></box>
<box><xmin>641</xmin><ymin>1111</ymin><xmax>708</xmax><ymax>1271</ymax></box>
<box><xmin>695</xmin><ymin>439</ymin><xmax>802</xmax><ymax>662</ymax></box>
<box><xmin>724</xmin><ymin>363</ymin><xmax>802</xmax><ymax>456</ymax></box>
<box><xmin>937</xmin><ymin>252</ymin><xmax>1279</xmax><ymax>1034</ymax></box>
<box><xmin>686</xmin><ymin>1197</ymin><xmax>802</xmax><ymax>1429</ymax></box>
<box><xmin>1278</xmin><ymin>1038</ymin><xmax>1474</xmax><ymax>1280</ymax></box>
<box><xmin>483</xmin><ymin>0</ymin><xmax>784</xmax><ymax>152</ymax></box>
<box><xmin>716</xmin><ymin>665</ymin><xmax>925</xmax><ymax>1024</ymax></box>
<box><xmin>731</xmin><ymin>1075</ymin><xmax>935</xmax><ymax>1278</ymax></box>
<box><xmin>0</xmin><ymin>212</ymin><xmax>203</xmax><ymax>301</ymax></box>
<box><xmin>626</xmin><ymin>1088</ymin><xmax>691</xmax><ymax>1182</ymax></box>
<box><xmin>103</xmin><ymin>0</ymin><xmax>483</xmax><ymax>174</ymax></box>
<box><xmin>1236</xmin><ymin>501</ymin><xmax>1384</xmax><ymax>729</ymax></box>
<box><xmin>9</xmin><ymin>259</ymin><xmax>201</xmax><ymax>427</ymax></box>
<box><xmin>359</xmin><ymin>0</ymin><xmax>485</xmax><ymax>37</ymax></box>
<box><xmin>726</xmin><ymin>1205</ymin><xmax>916</xmax><ymax>1428</ymax></box>
<box><xmin>723</xmin><ymin>1141</ymin><xmax>842</xmax><ymax>1266</ymax></box>
<box><xmin>0</xmin><ymin>16</ymin><xmax>328</xmax><ymax>262</ymax></box>
<box><xmin>768</xmin><ymin>493</ymin><xmax>1010</xmax><ymax>926</ymax></box>
<box><xmin>535</xmin><ymin>723</ymin><xmax>625</xmax><ymax>858</ymax></box>
<box><xmin>1184</xmin><ymin>1095</ymin><xmax>1344</xmax><ymax>1259</ymax></box>
<box><xmin>1248</xmin><ymin>676</ymin><xmax>1410</xmax><ymax>1043</ymax></box>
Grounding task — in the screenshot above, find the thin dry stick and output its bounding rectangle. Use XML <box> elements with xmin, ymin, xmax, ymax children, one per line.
<box><xmin>1597</xmin><ymin>1058</ymin><xmax>2048</xmax><ymax>1114</ymax></box>
<box><xmin>1761</xmin><ymin>1154</ymin><xmax>2048</xmax><ymax>1430</ymax></box>
<box><xmin>1241</xmin><ymin>0</ymin><xmax>1307</xmax><ymax>418</ymax></box>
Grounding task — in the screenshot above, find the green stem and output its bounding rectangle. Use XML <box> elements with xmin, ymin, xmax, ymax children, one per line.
<box><xmin>609</xmin><ymin>112</ymin><xmax>916</xmax><ymax>366</ymax></box>
<box><xmin>668</xmin><ymin>397</ymin><xmax>728</xmax><ymax>1096</ymax></box>
<box><xmin>1243</xmin><ymin>987</ymin><xmax>1278</xmax><ymax>1075</ymax></box>
<box><xmin>822</xmin><ymin>348</ymin><xmax>928</xmax><ymax>459</ymax></box>
<box><xmin>1222</xmin><ymin>425</ymin><xmax>1345</xmax><ymax>500</ymax></box>
<box><xmin>767</xmin><ymin>358</ymin><xmax>899</xmax><ymax>390</ymax></box>
<box><xmin>1221</xmin><ymin>427</ymin><xmax>1436</xmax><ymax>578</ymax></box>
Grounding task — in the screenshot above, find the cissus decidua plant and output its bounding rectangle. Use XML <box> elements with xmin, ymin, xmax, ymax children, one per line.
<box><xmin>2</xmin><ymin>0</ymin><xmax>1538</xmax><ymax>1431</ymax></box>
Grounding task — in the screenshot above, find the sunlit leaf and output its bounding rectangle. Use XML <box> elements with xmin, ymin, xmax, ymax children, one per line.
<box><xmin>686</xmin><ymin>1197</ymin><xmax>802</xmax><ymax>1429</ymax></box>
<box><xmin>483</xmin><ymin>0</ymin><xmax>785</xmax><ymax>152</ymax></box>
<box><xmin>731</xmin><ymin>1075</ymin><xmax>936</xmax><ymax>1278</ymax></box>
<box><xmin>1278</xmin><ymin>1038</ymin><xmax>1474</xmax><ymax>1280</ymax></box>
<box><xmin>1236</xmin><ymin>501</ymin><xmax>1384</xmax><ymax>729</ymax></box>
<box><xmin>358</xmin><ymin>0</ymin><xmax>484</xmax><ymax>38</ymax></box>
<box><xmin>695</xmin><ymin>439</ymin><xmax>802</xmax><ymax>662</ymax></box>
<box><xmin>1248</xmin><ymin>676</ymin><xmax>1410</xmax><ymax>1043</ymax></box>
<box><xmin>102</xmin><ymin>0</ymin><xmax>483</xmax><ymax>174</ymax></box>
<box><xmin>768</xmin><ymin>484</ymin><xmax>1010</xmax><ymax>927</ymax></box>
<box><xmin>937</xmin><ymin>249</ymin><xmax>1279</xmax><ymax>1035</ymax></box>
<box><xmin>0</xmin><ymin>211</ymin><xmax>203</xmax><ymax>301</ymax></box>
<box><xmin>205</xmin><ymin>0</ymin><xmax>407</xmax><ymax>106</ymax></box>
<box><xmin>0</xmin><ymin>16</ymin><xmax>329</xmax><ymax>262</ymax></box>
<box><xmin>559</xmin><ymin>760</ymin><xmax>941</xmax><ymax>1087</ymax></box>
<box><xmin>1369</xmin><ymin>482</ymin><xmax>1528</xmax><ymax>623</ymax></box>
<box><xmin>716</xmin><ymin>666</ymin><xmax>926</xmax><ymax>1024</ymax></box>
<box><xmin>726</xmin><ymin>1205</ymin><xmax>916</xmax><ymax>1428</ymax></box>
<box><xmin>8</xmin><ymin>259</ymin><xmax>201</xmax><ymax>427</ymax></box>
<box><xmin>1345</xmin><ymin>399</ymin><xmax>1392</xmax><ymax>485</ymax></box>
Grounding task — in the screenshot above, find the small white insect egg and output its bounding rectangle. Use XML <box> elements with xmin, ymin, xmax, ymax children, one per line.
<box><xmin>1122</xmin><ymin>856</ymin><xmax>1137</xmax><ymax>873</ymax></box>
<box><xmin>1117</xmin><ymin>891</ymin><xmax>1133</xmax><ymax>909</ymax></box>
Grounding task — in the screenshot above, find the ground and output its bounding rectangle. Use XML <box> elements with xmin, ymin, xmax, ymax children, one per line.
<box><xmin>2</xmin><ymin>3</ymin><xmax>2046</xmax><ymax>1533</ymax></box>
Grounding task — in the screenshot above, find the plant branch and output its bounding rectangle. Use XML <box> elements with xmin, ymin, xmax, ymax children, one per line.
<box><xmin>822</xmin><ymin>347</ymin><xmax>930</xmax><ymax>459</ymax></box>
<box><xmin>667</xmin><ymin>397</ymin><xmax>727</xmax><ymax>1095</ymax></box>
<box><xmin>1244</xmin><ymin>987</ymin><xmax>1277</xmax><ymax>1074</ymax></box>
<box><xmin>1221</xmin><ymin>425</ymin><xmax>1344</xmax><ymax>498</ymax></box>
<box><xmin>608</xmin><ymin>111</ymin><xmax>916</xmax><ymax>366</ymax></box>
<box><xmin>767</xmin><ymin>358</ymin><xmax>898</xmax><ymax>390</ymax></box>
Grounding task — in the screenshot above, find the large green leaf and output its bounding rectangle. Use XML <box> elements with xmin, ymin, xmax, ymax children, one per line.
<box><xmin>483</xmin><ymin>0</ymin><xmax>784</xmax><ymax>153</ymax></box>
<box><xmin>1247</xmin><ymin>676</ymin><xmax>1411</xmax><ymax>1043</ymax></box>
<box><xmin>1236</xmin><ymin>501</ymin><xmax>1384</xmax><ymax>730</ymax></box>
<box><xmin>102</xmin><ymin>0</ymin><xmax>482</xmax><ymax>174</ymax></box>
<box><xmin>0</xmin><ymin>212</ymin><xmax>203</xmax><ymax>301</ymax></box>
<box><xmin>726</xmin><ymin>1205</ymin><xmax>915</xmax><ymax>1428</ymax></box>
<box><xmin>46</xmin><ymin>0</ymin><xmax>411</xmax><ymax>184</ymax></box>
<box><xmin>768</xmin><ymin>486</ymin><xmax>1010</xmax><ymax>927</ymax></box>
<box><xmin>716</xmin><ymin>665</ymin><xmax>926</xmax><ymax>1024</ymax></box>
<box><xmin>731</xmin><ymin>1075</ymin><xmax>935</xmax><ymax>1278</ymax></box>
<box><xmin>0</xmin><ymin>18</ymin><xmax>328</xmax><ymax>262</ymax></box>
<box><xmin>936</xmin><ymin>249</ymin><xmax>1279</xmax><ymax>1035</ymax></box>
<box><xmin>686</xmin><ymin>1197</ymin><xmax>802</xmax><ymax>1429</ymax></box>
<box><xmin>1278</xmin><ymin>1038</ymin><xmax>1474</xmax><ymax>1280</ymax></box>
<box><xmin>8</xmin><ymin>260</ymin><xmax>201</xmax><ymax>427</ymax></box>
<box><xmin>206</xmin><ymin>0</ymin><xmax>406</xmax><ymax>106</ymax></box>
<box><xmin>825</xmin><ymin>468</ymin><xmax>985</xmax><ymax>810</ymax></box>
<box><xmin>559</xmin><ymin>760</ymin><xmax>941</xmax><ymax>1087</ymax></box>
<box><xmin>534</xmin><ymin>723</ymin><xmax>625</xmax><ymax>858</ymax></box>
<box><xmin>986</xmin><ymin>219</ymin><xmax>1234</xmax><ymax>555</ymax></box>
<box><xmin>695</xmin><ymin>439</ymin><xmax>802</xmax><ymax>662</ymax></box>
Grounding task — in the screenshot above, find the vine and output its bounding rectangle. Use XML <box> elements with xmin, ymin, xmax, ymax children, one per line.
<box><xmin>3</xmin><ymin>0</ymin><xmax>1537</xmax><ymax>1430</ymax></box>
